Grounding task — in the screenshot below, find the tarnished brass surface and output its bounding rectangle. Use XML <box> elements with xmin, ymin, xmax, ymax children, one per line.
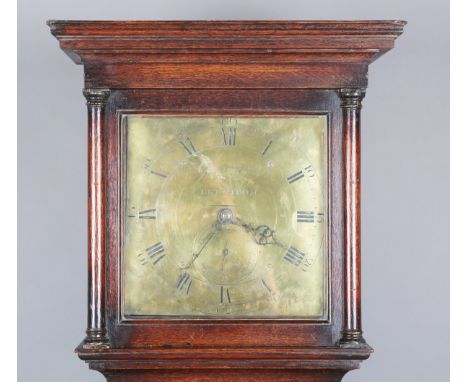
<box><xmin>123</xmin><ymin>115</ymin><xmax>326</xmax><ymax>317</ymax></box>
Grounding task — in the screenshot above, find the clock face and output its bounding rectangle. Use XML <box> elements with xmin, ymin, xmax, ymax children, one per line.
<box><xmin>122</xmin><ymin>115</ymin><xmax>327</xmax><ymax>318</ymax></box>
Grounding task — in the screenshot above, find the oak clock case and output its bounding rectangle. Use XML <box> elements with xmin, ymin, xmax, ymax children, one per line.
<box><xmin>48</xmin><ymin>20</ymin><xmax>405</xmax><ymax>382</ymax></box>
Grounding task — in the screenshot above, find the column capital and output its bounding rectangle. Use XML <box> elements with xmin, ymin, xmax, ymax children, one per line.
<box><xmin>83</xmin><ymin>88</ymin><xmax>111</xmax><ymax>107</ymax></box>
<box><xmin>339</xmin><ymin>88</ymin><xmax>366</xmax><ymax>108</ymax></box>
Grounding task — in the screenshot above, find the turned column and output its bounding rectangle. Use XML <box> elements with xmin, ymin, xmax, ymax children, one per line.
<box><xmin>83</xmin><ymin>88</ymin><xmax>111</xmax><ymax>348</ymax></box>
<box><xmin>339</xmin><ymin>88</ymin><xmax>368</xmax><ymax>347</ymax></box>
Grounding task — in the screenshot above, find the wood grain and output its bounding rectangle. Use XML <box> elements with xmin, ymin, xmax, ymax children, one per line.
<box><xmin>83</xmin><ymin>89</ymin><xmax>111</xmax><ymax>349</ymax></box>
<box><xmin>47</xmin><ymin>20</ymin><xmax>405</xmax><ymax>381</ymax></box>
<box><xmin>48</xmin><ymin>20</ymin><xmax>405</xmax><ymax>89</ymax></box>
<box><xmin>339</xmin><ymin>88</ymin><xmax>367</xmax><ymax>346</ymax></box>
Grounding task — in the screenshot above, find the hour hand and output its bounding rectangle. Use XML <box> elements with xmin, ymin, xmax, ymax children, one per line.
<box><xmin>234</xmin><ymin>218</ymin><xmax>286</xmax><ymax>249</ymax></box>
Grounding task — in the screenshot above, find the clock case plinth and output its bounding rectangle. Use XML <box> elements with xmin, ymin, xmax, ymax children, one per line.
<box><xmin>48</xmin><ymin>20</ymin><xmax>405</xmax><ymax>382</ymax></box>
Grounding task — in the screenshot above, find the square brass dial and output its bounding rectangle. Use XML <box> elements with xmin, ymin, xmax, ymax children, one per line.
<box><xmin>123</xmin><ymin>115</ymin><xmax>327</xmax><ymax>318</ymax></box>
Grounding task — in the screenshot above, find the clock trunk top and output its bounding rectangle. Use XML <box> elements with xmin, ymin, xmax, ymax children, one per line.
<box><xmin>48</xmin><ymin>20</ymin><xmax>405</xmax><ymax>89</ymax></box>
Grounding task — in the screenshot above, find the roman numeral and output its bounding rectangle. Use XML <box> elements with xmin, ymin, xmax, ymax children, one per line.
<box><xmin>220</xmin><ymin>117</ymin><xmax>237</xmax><ymax>128</ymax></box>
<box><xmin>296</xmin><ymin>211</ymin><xmax>324</xmax><ymax>223</ymax></box>
<box><xmin>138</xmin><ymin>209</ymin><xmax>156</xmax><ymax>219</ymax></box>
<box><xmin>147</xmin><ymin>242</ymin><xmax>164</xmax><ymax>259</ymax></box>
<box><xmin>287</xmin><ymin>165</ymin><xmax>314</xmax><ymax>184</ymax></box>
<box><xmin>287</xmin><ymin>170</ymin><xmax>304</xmax><ymax>184</ymax></box>
<box><xmin>179</xmin><ymin>137</ymin><xmax>197</xmax><ymax>155</ymax></box>
<box><xmin>261</xmin><ymin>279</ymin><xmax>272</xmax><ymax>294</ymax></box>
<box><xmin>297</xmin><ymin>211</ymin><xmax>314</xmax><ymax>223</ymax></box>
<box><xmin>304</xmin><ymin>164</ymin><xmax>314</xmax><ymax>177</ymax></box>
<box><xmin>149</xmin><ymin>170</ymin><xmax>167</xmax><ymax>178</ymax></box>
<box><xmin>176</xmin><ymin>272</ymin><xmax>192</xmax><ymax>294</ymax></box>
<box><xmin>128</xmin><ymin>207</ymin><xmax>157</xmax><ymax>219</ymax></box>
<box><xmin>261</xmin><ymin>140</ymin><xmax>273</xmax><ymax>156</ymax></box>
<box><xmin>220</xmin><ymin>286</ymin><xmax>232</xmax><ymax>304</ymax></box>
<box><xmin>283</xmin><ymin>246</ymin><xmax>306</xmax><ymax>266</ymax></box>
<box><xmin>143</xmin><ymin>158</ymin><xmax>167</xmax><ymax>178</ymax></box>
<box><xmin>137</xmin><ymin>242</ymin><xmax>165</xmax><ymax>266</ymax></box>
<box><xmin>221</xmin><ymin>127</ymin><xmax>237</xmax><ymax>146</ymax></box>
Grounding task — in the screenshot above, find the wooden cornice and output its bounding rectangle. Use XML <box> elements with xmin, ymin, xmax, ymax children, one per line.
<box><xmin>47</xmin><ymin>20</ymin><xmax>405</xmax><ymax>64</ymax></box>
<box><xmin>47</xmin><ymin>20</ymin><xmax>406</xmax><ymax>89</ymax></box>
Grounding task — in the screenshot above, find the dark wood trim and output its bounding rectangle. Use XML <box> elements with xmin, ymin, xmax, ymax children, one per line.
<box><xmin>47</xmin><ymin>20</ymin><xmax>405</xmax><ymax>382</ymax></box>
<box><xmin>47</xmin><ymin>19</ymin><xmax>406</xmax><ymax>33</ymax></box>
<box><xmin>338</xmin><ymin>88</ymin><xmax>367</xmax><ymax>347</ymax></box>
<box><xmin>47</xmin><ymin>20</ymin><xmax>405</xmax><ymax>90</ymax></box>
<box><xmin>76</xmin><ymin>343</ymin><xmax>371</xmax><ymax>381</ymax></box>
<box><xmin>90</xmin><ymin>368</ymin><xmax>358</xmax><ymax>382</ymax></box>
<box><xmin>83</xmin><ymin>63</ymin><xmax>368</xmax><ymax>90</ymax></box>
<box><xmin>83</xmin><ymin>88</ymin><xmax>111</xmax><ymax>349</ymax></box>
<box><xmin>103</xmin><ymin>89</ymin><xmax>342</xmax><ymax>348</ymax></box>
<box><xmin>47</xmin><ymin>20</ymin><xmax>406</xmax><ymax>66</ymax></box>
<box><xmin>118</xmin><ymin>110</ymin><xmax>332</xmax><ymax>325</ymax></box>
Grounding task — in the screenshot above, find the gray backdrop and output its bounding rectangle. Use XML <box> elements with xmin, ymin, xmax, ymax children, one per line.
<box><xmin>18</xmin><ymin>1</ymin><xmax>449</xmax><ymax>381</ymax></box>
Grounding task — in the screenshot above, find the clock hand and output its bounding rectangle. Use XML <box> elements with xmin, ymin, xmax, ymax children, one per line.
<box><xmin>233</xmin><ymin>217</ymin><xmax>287</xmax><ymax>250</ymax></box>
<box><xmin>180</xmin><ymin>207</ymin><xmax>237</xmax><ymax>270</ymax></box>
<box><xmin>182</xmin><ymin>222</ymin><xmax>221</xmax><ymax>270</ymax></box>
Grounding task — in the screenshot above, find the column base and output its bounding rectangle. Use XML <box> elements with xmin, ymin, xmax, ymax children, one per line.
<box><xmin>339</xmin><ymin>330</ymin><xmax>371</xmax><ymax>349</ymax></box>
<box><xmin>83</xmin><ymin>329</ymin><xmax>111</xmax><ymax>350</ymax></box>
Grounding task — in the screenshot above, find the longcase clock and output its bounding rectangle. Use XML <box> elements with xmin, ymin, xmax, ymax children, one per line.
<box><xmin>48</xmin><ymin>20</ymin><xmax>405</xmax><ymax>382</ymax></box>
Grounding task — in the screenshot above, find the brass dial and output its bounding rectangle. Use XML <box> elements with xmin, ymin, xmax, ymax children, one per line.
<box><xmin>123</xmin><ymin>115</ymin><xmax>326</xmax><ymax>317</ymax></box>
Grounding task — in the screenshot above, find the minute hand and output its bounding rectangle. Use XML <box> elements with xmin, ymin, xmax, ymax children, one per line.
<box><xmin>182</xmin><ymin>222</ymin><xmax>221</xmax><ymax>270</ymax></box>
